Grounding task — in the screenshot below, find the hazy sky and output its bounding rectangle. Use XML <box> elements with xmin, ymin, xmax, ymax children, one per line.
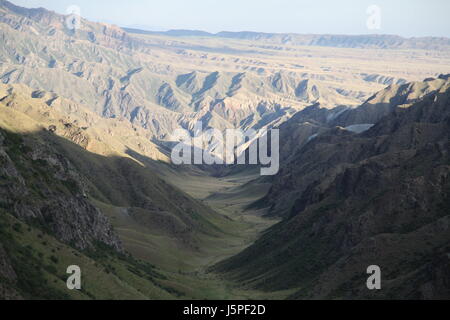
<box><xmin>11</xmin><ymin>0</ymin><xmax>450</xmax><ymax>37</ymax></box>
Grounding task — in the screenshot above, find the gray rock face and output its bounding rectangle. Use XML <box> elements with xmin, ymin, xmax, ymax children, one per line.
<box><xmin>0</xmin><ymin>130</ymin><xmax>122</xmax><ymax>252</ymax></box>
<box><xmin>331</xmin><ymin>77</ymin><xmax>450</xmax><ymax>127</ymax></box>
<box><xmin>0</xmin><ymin>244</ymin><xmax>16</xmax><ymax>280</ymax></box>
<box><xmin>0</xmin><ymin>244</ymin><xmax>21</xmax><ymax>299</ymax></box>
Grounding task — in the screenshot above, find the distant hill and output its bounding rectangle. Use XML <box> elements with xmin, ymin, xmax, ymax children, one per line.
<box><xmin>123</xmin><ymin>28</ymin><xmax>214</xmax><ymax>37</ymax></box>
<box><xmin>126</xmin><ymin>28</ymin><xmax>450</xmax><ymax>51</ymax></box>
<box><xmin>1</xmin><ymin>0</ymin><xmax>448</xmax><ymax>150</ymax></box>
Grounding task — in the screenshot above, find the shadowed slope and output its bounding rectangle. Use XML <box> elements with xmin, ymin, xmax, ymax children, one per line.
<box><xmin>214</xmin><ymin>81</ymin><xmax>450</xmax><ymax>299</ymax></box>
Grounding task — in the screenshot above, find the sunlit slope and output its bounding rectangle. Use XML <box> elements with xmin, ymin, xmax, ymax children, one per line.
<box><xmin>1</xmin><ymin>0</ymin><xmax>449</xmax><ymax>143</ymax></box>
<box><xmin>0</xmin><ymin>82</ymin><xmax>254</xmax><ymax>299</ymax></box>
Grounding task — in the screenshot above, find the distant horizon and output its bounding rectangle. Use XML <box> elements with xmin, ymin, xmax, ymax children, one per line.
<box><xmin>122</xmin><ymin>26</ymin><xmax>450</xmax><ymax>40</ymax></box>
<box><xmin>9</xmin><ymin>0</ymin><xmax>450</xmax><ymax>38</ymax></box>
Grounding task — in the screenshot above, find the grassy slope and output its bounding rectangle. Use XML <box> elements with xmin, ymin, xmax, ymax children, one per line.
<box><xmin>0</xmin><ymin>209</ymin><xmax>181</xmax><ymax>299</ymax></box>
<box><xmin>0</xmin><ymin>86</ymin><xmax>286</xmax><ymax>299</ymax></box>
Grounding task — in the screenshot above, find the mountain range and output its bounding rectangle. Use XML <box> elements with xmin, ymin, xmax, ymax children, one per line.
<box><xmin>215</xmin><ymin>77</ymin><xmax>450</xmax><ymax>299</ymax></box>
<box><xmin>0</xmin><ymin>0</ymin><xmax>449</xmax><ymax>300</ymax></box>
<box><xmin>126</xmin><ymin>28</ymin><xmax>450</xmax><ymax>51</ymax></box>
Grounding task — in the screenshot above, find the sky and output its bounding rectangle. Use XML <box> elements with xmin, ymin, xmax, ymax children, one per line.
<box><xmin>11</xmin><ymin>0</ymin><xmax>450</xmax><ymax>37</ymax></box>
